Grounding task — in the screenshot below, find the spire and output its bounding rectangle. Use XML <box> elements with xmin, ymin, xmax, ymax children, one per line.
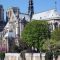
<box><xmin>54</xmin><ymin>0</ymin><xmax>57</xmax><ymax>11</ymax></box>
<box><xmin>28</xmin><ymin>0</ymin><xmax>34</xmax><ymax>20</ymax></box>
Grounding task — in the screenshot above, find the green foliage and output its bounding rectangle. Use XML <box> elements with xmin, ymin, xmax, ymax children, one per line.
<box><xmin>43</xmin><ymin>28</ymin><xmax>60</xmax><ymax>52</ymax></box>
<box><xmin>22</xmin><ymin>20</ymin><xmax>51</xmax><ymax>51</ymax></box>
<box><xmin>0</xmin><ymin>52</ymin><xmax>5</xmax><ymax>58</ymax></box>
<box><xmin>45</xmin><ymin>51</ymin><xmax>53</xmax><ymax>60</ymax></box>
<box><xmin>42</xmin><ymin>39</ymin><xmax>57</xmax><ymax>51</ymax></box>
<box><xmin>43</xmin><ymin>39</ymin><xmax>60</xmax><ymax>52</ymax></box>
<box><xmin>52</xmin><ymin>28</ymin><xmax>60</xmax><ymax>41</ymax></box>
<box><xmin>51</xmin><ymin>28</ymin><xmax>60</xmax><ymax>51</ymax></box>
<box><xmin>13</xmin><ymin>39</ymin><xmax>29</xmax><ymax>53</ymax></box>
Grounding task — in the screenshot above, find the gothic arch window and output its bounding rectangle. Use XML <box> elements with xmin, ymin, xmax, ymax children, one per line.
<box><xmin>54</xmin><ymin>22</ymin><xmax>58</xmax><ymax>29</ymax></box>
<box><xmin>9</xmin><ymin>29</ymin><xmax>13</xmax><ymax>32</ymax></box>
<box><xmin>52</xmin><ymin>14</ymin><xmax>53</xmax><ymax>16</ymax></box>
<box><xmin>40</xmin><ymin>17</ymin><xmax>42</xmax><ymax>19</ymax></box>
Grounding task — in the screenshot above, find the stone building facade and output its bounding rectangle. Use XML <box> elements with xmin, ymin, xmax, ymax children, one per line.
<box><xmin>2</xmin><ymin>7</ymin><xmax>30</xmax><ymax>52</ymax></box>
<box><xmin>32</xmin><ymin>9</ymin><xmax>60</xmax><ymax>31</ymax></box>
<box><xmin>0</xmin><ymin>5</ymin><xmax>7</xmax><ymax>52</ymax></box>
<box><xmin>0</xmin><ymin>5</ymin><xmax>6</xmax><ymax>32</ymax></box>
<box><xmin>1</xmin><ymin>0</ymin><xmax>60</xmax><ymax>52</ymax></box>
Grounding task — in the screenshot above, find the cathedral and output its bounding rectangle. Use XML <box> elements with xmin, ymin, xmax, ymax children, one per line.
<box><xmin>0</xmin><ymin>0</ymin><xmax>60</xmax><ymax>52</ymax></box>
<box><xmin>0</xmin><ymin>5</ymin><xmax>7</xmax><ymax>52</ymax></box>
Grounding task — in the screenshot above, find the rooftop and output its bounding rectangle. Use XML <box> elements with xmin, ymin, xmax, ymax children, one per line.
<box><xmin>32</xmin><ymin>9</ymin><xmax>60</xmax><ymax>20</ymax></box>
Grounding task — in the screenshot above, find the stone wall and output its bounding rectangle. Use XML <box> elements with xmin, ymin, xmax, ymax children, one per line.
<box><xmin>4</xmin><ymin>53</ymin><xmax>60</xmax><ymax>60</ymax></box>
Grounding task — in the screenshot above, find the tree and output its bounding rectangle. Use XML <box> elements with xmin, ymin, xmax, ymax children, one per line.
<box><xmin>51</xmin><ymin>28</ymin><xmax>60</xmax><ymax>51</ymax></box>
<box><xmin>43</xmin><ymin>28</ymin><xmax>60</xmax><ymax>60</ymax></box>
<box><xmin>13</xmin><ymin>39</ymin><xmax>29</xmax><ymax>53</ymax></box>
<box><xmin>0</xmin><ymin>52</ymin><xmax>5</xmax><ymax>60</ymax></box>
<box><xmin>43</xmin><ymin>28</ymin><xmax>60</xmax><ymax>51</ymax></box>
<box><xmin>42</xmin><ymin>39</ymin><xmax>57</xmax><ymax>51</ymax></box>
<box><xmin>43</xmin><ymin>39</ymin><xmax>60</xmax><ymax>60</ymax></box>
<box><xmin>52</xmin><ymin>28</ymin><xmax>60</xmax><ymax>41</ymax></box>
<box><xmin>42</xmin><ymin>39</ymin><xmax>58</xmax><ymax>60</ymax></box>
<box><xmin>22</xmin><ymin>20</ymin><xmax>51</xmax><ymax>52</ymax></box>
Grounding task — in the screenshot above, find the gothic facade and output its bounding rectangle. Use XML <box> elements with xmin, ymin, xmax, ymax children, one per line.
<box><xmin>2</xmin><ymin>7</ymin><xmax>30</xmax><ymax>52</ymax></box>
<box><xmin>32</xmin><ymin>9</ymin><xmax>60</xmax><ymax>31</ymax></box>
<box><xmin>0</xmin><ymin>5</ymin><xmax>6</xmax><ymax>32</ymax></box>
<box><xmin>0</xmin><ymin>5</ymin><xmax>7</xmax><ymax>52</ymax></box>
<box><xmin>1</xmin><ymin>0</ymin><xmax>60</xmax><ymax>52</ymax></box>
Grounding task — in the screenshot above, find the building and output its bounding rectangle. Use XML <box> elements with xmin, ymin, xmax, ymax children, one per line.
<box><xmin>0</xmin><ymin>5</ymin><xmax>4</xmax><ymax>21</ymax></box>
<box><xmin>0</xmin><ymin>5</ymin><xmax>6</xmax><ymax>32</ymax></box>
<box><xmin>32</xmin><ymin>9</ymin><xmax>60</xmax><ymax>31</ymax></box>
<box><xmin>2</xmin><ymin>0</ymin><xmax>60</xmax><ymax>52</ymax></box>
<box><xmin>0</xmin><ymin>5</ymin><xmax>7</xmax><ymax>52</ymax></box>
<box><xmin>2</xmin><ymin>7</ymin><xmax>30</xmax><ymax>52</ymax></box>
<box><xmin>4</xmin><ymin>53</ymin><xmax>60</xmax><ymax>60</ymax></box>
<box><xmin>28</xmin><ymin>0</ymin><xmax>34</xmax><ymax>20</ymax></box>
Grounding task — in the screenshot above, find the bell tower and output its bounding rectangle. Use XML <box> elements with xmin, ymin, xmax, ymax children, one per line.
<box><xmin>28</xmin><ymin>0</ymin><xmax>34</xmax><ymax>20</ymax></box>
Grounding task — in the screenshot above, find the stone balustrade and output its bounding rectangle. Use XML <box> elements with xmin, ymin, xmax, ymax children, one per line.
<box><xmin>4</xmin><ymin>53</ymin><xmax>60</xmax><ymax>60</ymax></box>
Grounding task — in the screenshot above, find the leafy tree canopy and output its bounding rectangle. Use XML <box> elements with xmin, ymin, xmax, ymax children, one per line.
<box><xmin>42</xmin><ymin>39</ymin><xmax>57</xmax><ymax>51</ymax></box>
<box><xmin>22</xmin><ymin>20</ymin><xmax>51</xmax><ymax>51</ymax></box>
<box><xmin>43</xmin><ymin>39</ymin><xmax>60</xmax><ymax>55</ymax></box>
<box><xmin>52</xmin><ymin>28</ymin><xmax>60</xmax><ymax>41</ymax></box>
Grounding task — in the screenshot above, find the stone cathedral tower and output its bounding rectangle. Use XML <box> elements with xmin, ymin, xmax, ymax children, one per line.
<box><xmin>28</xmin><ymin>0</ymin><xmax>34</xmax><ymax>20</ymax></box>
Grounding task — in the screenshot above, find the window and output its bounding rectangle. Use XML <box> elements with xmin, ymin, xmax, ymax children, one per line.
<box><xmin>54</xmin><ymin>22</ymin><xmax>58</xmax><ymax>29</ymax></box>
<box><xmin>40</xmin><ymin>17</ymin><xmax>42</xmax><ymax>19</ymax></box>
<box><xmin>9</xmin><ymin>29</ymin><xmax>13</xmax><ymax>32</ymax></box>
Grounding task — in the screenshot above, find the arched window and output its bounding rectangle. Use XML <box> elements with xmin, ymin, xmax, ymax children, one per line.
<box><xmin>40</xmin><ymin>17</ymin><xmax>42</xmax><ymax>19</ymax></box>
<box><xmin>54</xmin><ymin>22</ymin><xmax>58</xmax><ymax>29</ymax></box>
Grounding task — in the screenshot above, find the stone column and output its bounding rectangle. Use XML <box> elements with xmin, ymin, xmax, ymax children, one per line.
<box><xmin>33</xmin><ymin>53</ymin><xmax>40</xmax><ymax>60</ymax></box>
<box><xmin>41</xmin><ymin>53</ymin><xmax>45</xmax><ymax>60</ymax></box>
<box><xmin>57</xmin><ymin>55</ymin><xmax>60</xmax><ymax>60</ymax></box>
<box><xmin>53</xmin><ymin>23</ymin><xmax>55</xmax><ymax>30</ymax></box>
<box><xmin>25</xmin><ymin>53</ymin><xmax>32</xmax><ymax>60</ymax></box>
<box><xmin>53</xmin><ymin>55</ymin><xmax>55</xmax><ymax>60</ymax></box>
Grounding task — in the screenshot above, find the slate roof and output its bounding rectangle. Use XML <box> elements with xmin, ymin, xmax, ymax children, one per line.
<box><xmin>32</xmin><ymin>9</ymin><xmax>60</xmax><ymax>20</ymax></box>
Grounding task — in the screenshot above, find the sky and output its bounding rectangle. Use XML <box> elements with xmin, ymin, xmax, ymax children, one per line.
<box><xmin>0</xmin><ymin>0</ymin><xmax>60</xmax><ymax>14</ymax></box>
